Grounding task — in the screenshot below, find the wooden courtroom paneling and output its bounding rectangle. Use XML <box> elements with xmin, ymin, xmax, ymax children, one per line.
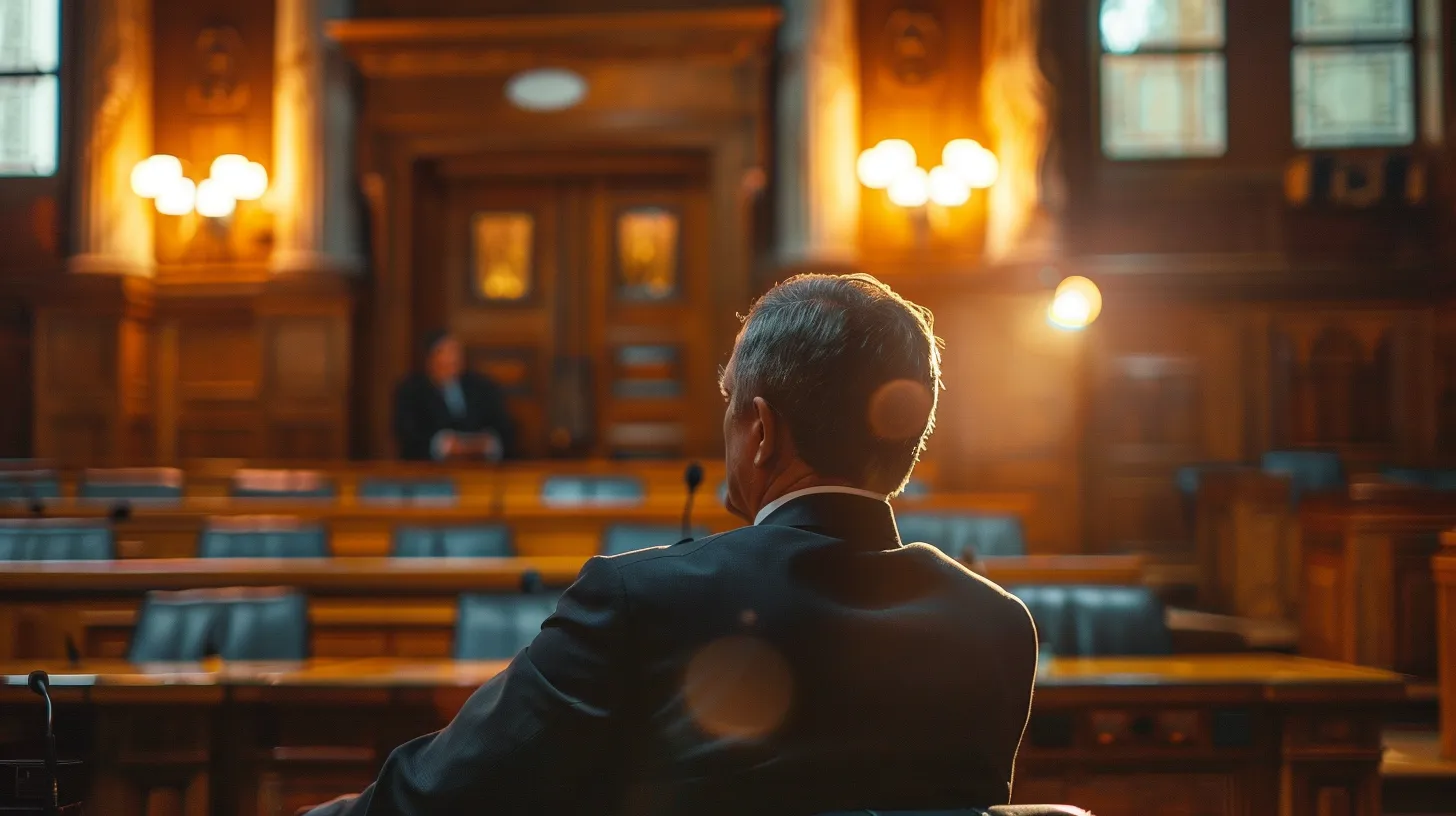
<box><xmin>0</xmin><ymin>298</ymin><xmax>34</xmax><ymax>457</ymax></box>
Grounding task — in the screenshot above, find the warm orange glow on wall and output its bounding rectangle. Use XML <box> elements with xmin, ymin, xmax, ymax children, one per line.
<box><xmin>859</xmin><ymin>138</ymin><xmax>996</xmax><ymax>212</ymax></box>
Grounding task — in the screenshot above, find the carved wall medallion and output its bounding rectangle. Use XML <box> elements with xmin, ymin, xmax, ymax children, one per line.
<box><xmin>186</xmin><ymin>27</ymin><xmax>250</xmax><ymax>115</ymax></box>
<box><xmin>883</xmin><ymin>9</ymin><xmax>945</xmax><ymax>86</ymax></box>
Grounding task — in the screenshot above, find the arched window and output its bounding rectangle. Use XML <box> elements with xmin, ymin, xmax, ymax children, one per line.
<box><xmin>0</xmin><ymin>0</ymin><xmax>60</xmax><ymax>177</ymax></box>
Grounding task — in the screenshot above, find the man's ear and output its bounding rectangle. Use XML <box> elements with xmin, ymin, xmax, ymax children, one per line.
<box><xmin>752</xmin><ymin>396</ymin><xmax>776</xmax><ymax>467</ymax></box>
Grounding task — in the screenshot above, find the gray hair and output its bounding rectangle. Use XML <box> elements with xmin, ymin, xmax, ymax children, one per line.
<box><xmin>721</xmin><ymin>273</ymin><xmax>942</xmax><ymax>496</ymax></box>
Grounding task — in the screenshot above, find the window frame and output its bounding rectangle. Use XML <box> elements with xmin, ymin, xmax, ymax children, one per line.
<box><xmin>0</xmin><ymin>0</ymin><xmax>63</xmax><ymax>178</ymax></box>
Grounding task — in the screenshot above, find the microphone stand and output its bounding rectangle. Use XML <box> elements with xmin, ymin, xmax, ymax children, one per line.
<box><xmin>680</xmin><ymin>462</ymin><xmax>704</xmax><ymax>542</ymax></box>
<box><xmin>26</xmin><ymin>671</ymin><xmax>58</xmax><ymax>816</ymax></box>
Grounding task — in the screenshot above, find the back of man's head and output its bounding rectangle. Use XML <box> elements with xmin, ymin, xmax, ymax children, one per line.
<box><xmin>725</xmin><ymin>273</ymin><xmax>942</xmax><ymax>496</ymax></box>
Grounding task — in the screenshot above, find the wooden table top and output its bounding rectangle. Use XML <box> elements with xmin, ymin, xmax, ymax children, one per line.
<box><xmin>0</xmin><ymin>557</ymin><xmax>591</xmax><ymax>592</ymax></box>
<box><xmin>0</xmin><ymin>654</ymin><xmax>1404</xmax><ymax>704</ymax></box>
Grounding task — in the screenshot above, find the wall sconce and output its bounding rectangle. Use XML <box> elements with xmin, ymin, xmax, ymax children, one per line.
<box><xmin>130</xmin><ymin>153</ymin><xmax>268</xmax><ymax>218</ymax></box>
<box><xmin>857</xmin><ymin>138</ymin><xmax>999</xmax><ymax>208</ymax></box>
<box><xmin>1047</xmin><ymin>275</ymin><xmax>1103</xmax><ymax>331</ymax></box>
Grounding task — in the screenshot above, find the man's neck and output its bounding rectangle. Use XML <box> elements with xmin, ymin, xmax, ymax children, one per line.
<box><xmin>751</xmin><ymin>470</ymin><xmax>853</xmax><ymax>520</ymax></box>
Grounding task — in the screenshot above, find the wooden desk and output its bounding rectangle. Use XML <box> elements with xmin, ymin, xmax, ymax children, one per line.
<box><xmin>1437</xmin><ymin>528</ymin><xmax>1456</xmax><ymax>759</ymax></box>
<box><xmin>0</xmin><ymin>555</ymin><xmax>1141</xmax><ymax>661</ymax></box>
<box><xmin>0</xmin><ymin>655</ymin><xmax>1402</xmax><ymax>816</ymax></box>
<box><xmin>1193</xmin><ymin>468</ymin><xmax>1301</xmax><ymax>620</ymax></box>
<box><xmin>1</xmin><ymin>492</ymin><xmax>1037</xmax><ymax>559</ymax></box>
<box><xmin>1298</xmin><ymin>488</ymin><xmax>1456</xmax><ymax>677</ymax></box>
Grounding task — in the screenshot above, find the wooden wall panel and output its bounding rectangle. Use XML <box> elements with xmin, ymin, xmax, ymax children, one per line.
<box><xmin>0</xmin><ymin>298</ymin><xmax>34</xmax><ymax>457</ymax></box>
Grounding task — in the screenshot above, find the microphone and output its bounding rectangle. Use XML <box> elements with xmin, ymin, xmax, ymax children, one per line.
<box><xmin>62</xmin><ymin>636</ymin><xmax>80</xmax><ymax>668</ymax></box>
<box><xmin>680</xmin><ymin>462</ymin><xmax>704</xmax><ymax>542</ymax></box>
<box><xmin>26</xmin><ymin>671</ymin><xmax>58</xmax><ymax>816</ymax></box>
<box><xmin>108</xmin><ymin>502</ymin><xmax>132</xmax><ymax>524</ymax></box>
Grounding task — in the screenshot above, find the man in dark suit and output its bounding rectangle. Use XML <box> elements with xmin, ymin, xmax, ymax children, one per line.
<box><xmin>392</xmin><ymin>330</ymin><xmax>517</xmax><ymax>461</ymax></box>
<box><xmin>311</xmin><ymin>274</ymin><xmax>1038</xmax><ymax>815</ymax></box>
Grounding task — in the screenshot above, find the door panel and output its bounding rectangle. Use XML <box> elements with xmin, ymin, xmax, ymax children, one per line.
<box><xmin>426</xmin><ymin>153</ymin><xmax>716</xmax><ymax>459</ymax></box>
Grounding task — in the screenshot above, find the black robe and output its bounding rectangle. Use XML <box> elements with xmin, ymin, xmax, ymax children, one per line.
<box><xmin>392</xmin><ymin>371</ymin><xmax>518</xmax><ymax>461</ymax></box>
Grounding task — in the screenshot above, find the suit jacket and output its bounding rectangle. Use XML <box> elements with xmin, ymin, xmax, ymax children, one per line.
<box><xmin>392</xmin><ymin>371</ymin><xmax>518</xmax><ymax>461</ymax></box>
<box><xmin>307</xmin><ymin>493</ymin><xmax>1038</xmax><ymax>816</ymax></box>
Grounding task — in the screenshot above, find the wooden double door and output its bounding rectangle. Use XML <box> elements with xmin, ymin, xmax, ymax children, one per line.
<box><xmin>413</xmin><ymin>152</ymin><xmax>724</xmax><ymax>459</ymax></box>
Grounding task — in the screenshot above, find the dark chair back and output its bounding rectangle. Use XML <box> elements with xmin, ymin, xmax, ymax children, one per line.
<box><xmin>0</xmin><ymin>519</ymin><xmax>114</xmax><ymax>560</ymax></box>
<box><xmin>541</xmin><ymin>475</ymin><xmax>644</xmax><ymax>506</ymax></box>
<box><xmin>454</xmin><ymin>592</ymin><xmax>563</xmax><ymax>660</ymax></box>
<box><xmin>1382</xmin><ymin>466</ymin><xmax>1456</xmax><ymax>491</ymax></box>
<box><xmin>1260</xmin><ymin>450</ymin><xmax>1344</xmax><ymax>500</ymax></box>
<box><xmin>80</xmin><ymin>467</ymin><xmax>185</xmax><ymax>501</ymax></box>
<box><xmin>129</xmin><ymin>588</ymin><xmax>309</xmax><ymax>662</ymax></box>
<box><xmin>393</xmin><ymin>525</ymin><xmax>513</xmax><ymax>558</ymax></box>
<box><xmin>200</xmin><ymin>517</ymin><xmax>329</xmax><ymax>558</ymax></box>
<box><xmin>897</xmin><ymin>513</ymin><xmax>1026</xmax><ymax>560</ymax></box>
<box><xmin>601</xmin><ymin>523</ymin><xmax>708</xmax><ymax>556</ymax></box>
<box><xmin>0</xmin><ymin>469</ymin><xmax>61</xmax><ymax>502</ymax></box>
<box><xmin>231</xmin><ymin>469</ymin><xmax>336</xmax><ymax>499</ymax></box>
<box><xmin>358</xmin><ymin>478</ymin><xmax>458</xmax><ymax>504</ymax></box>
<box><xmin>1012</xmin><ymin>585</ymin><xmax>1171</xmax><ymax>657</ymax></box>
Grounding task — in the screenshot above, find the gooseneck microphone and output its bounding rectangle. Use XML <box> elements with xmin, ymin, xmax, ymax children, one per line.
<box><xmin>681</xmin><ymin>462</ymin><xmax>704</xmax><ymax>542</ymax></box>
<box><xmin>26</xmin><ymin>671</ymin><xmax>58</xmax><ymax>816</ymax></box>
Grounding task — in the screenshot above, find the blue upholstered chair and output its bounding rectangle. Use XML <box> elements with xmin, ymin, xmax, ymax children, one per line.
<box><xmin>128</xmin><ymin>588</ymin><xmax>309</xmax><ymax>662</ymax></box>
<box><xmin>0</xmin><ymin>469</ymin><xmax>61</xmax><ymax>502</ymax></box>
<box><xmin>79</xmin><ymin>467</ymin><xmax>185</xmax><ymax>501</ymax></box>
<box><xmin>896</xmin><ymin>513</ymin><xmax>1026</xmax><ymax>560</ymax></box>
<box><xmin>602</xmin><ymin>523</ymin><xmax>708</xmax><ymax>556</ymax></box>
<box><xmin>1260</xmin><ymin>450</ymin><xmax>1344</xmax><ymax>500</ymax></box>
<box><xmin>358</xmin><ymin>478</ymin><xmax>458</xmax><ymax>504</ymax></box>
<box><xmin>199</xmin><ymin>517</ymin><xmax>329</xmax><ymax>558</ymax></box>
<box><xmin>1011</xmin><ymin>585</ymin><xmax>1171</xmax><ymax>657</ymax></box>
<box><xmin>454</xmin><ymin>592</ymin><xmax>563</xmax><ymax>660</ymax></box>
<box><xmin>393</xmin><ymin>525</ymin><xmax>513</xmax><ymax>558</ymax></box>
<box><xmin>1382</xmin><ymin>467</ymin><xmax>1456</xmax><ymax>491</ymax></box>
<box><xmin>230</xmin><ymin>469</ymin><xmax>336</xmax><ymax>499</ymax></box>
<box><xmin>541</xmin><ymin>475</ymin><xmax>644</xmax><ymax>506</ymax></box>
<box><xmin>0</xmin><ymin>519</ymin><xmax>114</xmax><ymax>560</ymax></box>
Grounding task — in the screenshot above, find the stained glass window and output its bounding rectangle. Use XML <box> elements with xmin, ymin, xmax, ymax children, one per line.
<box><xmin>1291</xmin><ymin>0</ymin><xmax>1430</xmax><ymax>148</ymax></box>
<box><xmin>0</xmin><ymin>0</ymin><xmax>60</xmax><ymax>176</ymax></box>
<box><xmin>1098</xmin><ymin>0</ymin><xmax>1228</xmax><ymax>159</ymax></box>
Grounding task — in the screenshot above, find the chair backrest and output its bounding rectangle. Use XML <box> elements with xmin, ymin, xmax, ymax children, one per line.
<box><xmin>128</xmin><ymin>588</ymin><xmax>309</xmax><ymax>662</ymax></box>
<box><xmin>358</xmin><ymin>478</ymin><xmax>459</xmax><ymax>505</ymax></box>
<box><xmin>1011</xmin><ymin>585</ymin><xmax>1171</xmax><ymax>657</ymax></box>
<box><xmin>0</xmin><ymin>469</ymin><xmax>61</xmax><ymax>502</ymax></box>
<box><xmin>200</xmin><ymin>517</ymin><xmax>329</xmax><ymax>558</ymax></box>
<box><xmin>230</xmin><ymin>469</ymin><xmax>336</xmax><ymax>499</ymax></box>
<box><xmin>0</xmin><ymin>519</ymin><xmax>115</xmax><ymax>560</ymax></box>
<box><xmin>541</xmin><ymin>475</ymin><xmax>644</xmax><ymax>507</ymax></box>
<box><xmin>897</xmin><ymin>513</ymin><xmax>1026</xmax><ymax>560</ymax></box>
<box><xmin>393</xmin><ymin>525</ymin><xmax>513</xmax><ymax>558</ymax></box>
<box><xmin>601</xmin><ymin>523</ymin><xmax>708</xmax><ymax>556</ymax></box>
<box><xmin>1173</xmin><ymin>462</ymin><xmax>1249</xmax><ymax>498</ymax></box>
<box><xmin>80</xmin><ymin>467</ymin><xmax>185</xmax><ymax>501</ymax></box>
<box><xmin>454</xmin><ymin>592</ymin><xmax>562</xmax><ymax>660</ymax></box>
<box><xmin>1260</xmin><ymin>450</ymin><xmax>1344</xmax><ymax>499</ymax></box>
<box><xmin>1382</xmin><ymin>466</ymin><xmax>1456</xmax><ymax>491</ymax></box>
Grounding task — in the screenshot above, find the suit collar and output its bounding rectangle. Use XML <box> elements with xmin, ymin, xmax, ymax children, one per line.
<box><xmin>756</xmin><ymin>491</ymin><xmax>901</xmax><ymax>548</ymax></box>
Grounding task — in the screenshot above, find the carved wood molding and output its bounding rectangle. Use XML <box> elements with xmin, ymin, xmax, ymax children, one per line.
<box><xmin>329</xmin><ymin>8</ymin><xmax>782</xmax><ymax>78</ymax></box>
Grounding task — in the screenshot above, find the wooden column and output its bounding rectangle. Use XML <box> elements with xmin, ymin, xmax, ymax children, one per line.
<box><xmin>67</xmin><ymin>0</ymin><xmax>155</xmax><ymax>277</ymax></box>
<box><xmin>776</xmin><ymin>0</ymin><xmax>860</xmax><ymax>269</ymax></box>
<box><xmin>1438</xmin><ymin>528</ymin><xmax>1456</xmax><ymax>759</ymax></box>
<box><xmin>272</xmin><ymin>0</ymin><xmax>362</xmax><ymax>275</ymax></box>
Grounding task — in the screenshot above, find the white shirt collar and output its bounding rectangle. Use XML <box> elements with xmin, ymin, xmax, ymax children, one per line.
<box><xmin>753</xmin><ymin>485</ymin><xmax>889</xmax><ymax>526</ymax></box>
